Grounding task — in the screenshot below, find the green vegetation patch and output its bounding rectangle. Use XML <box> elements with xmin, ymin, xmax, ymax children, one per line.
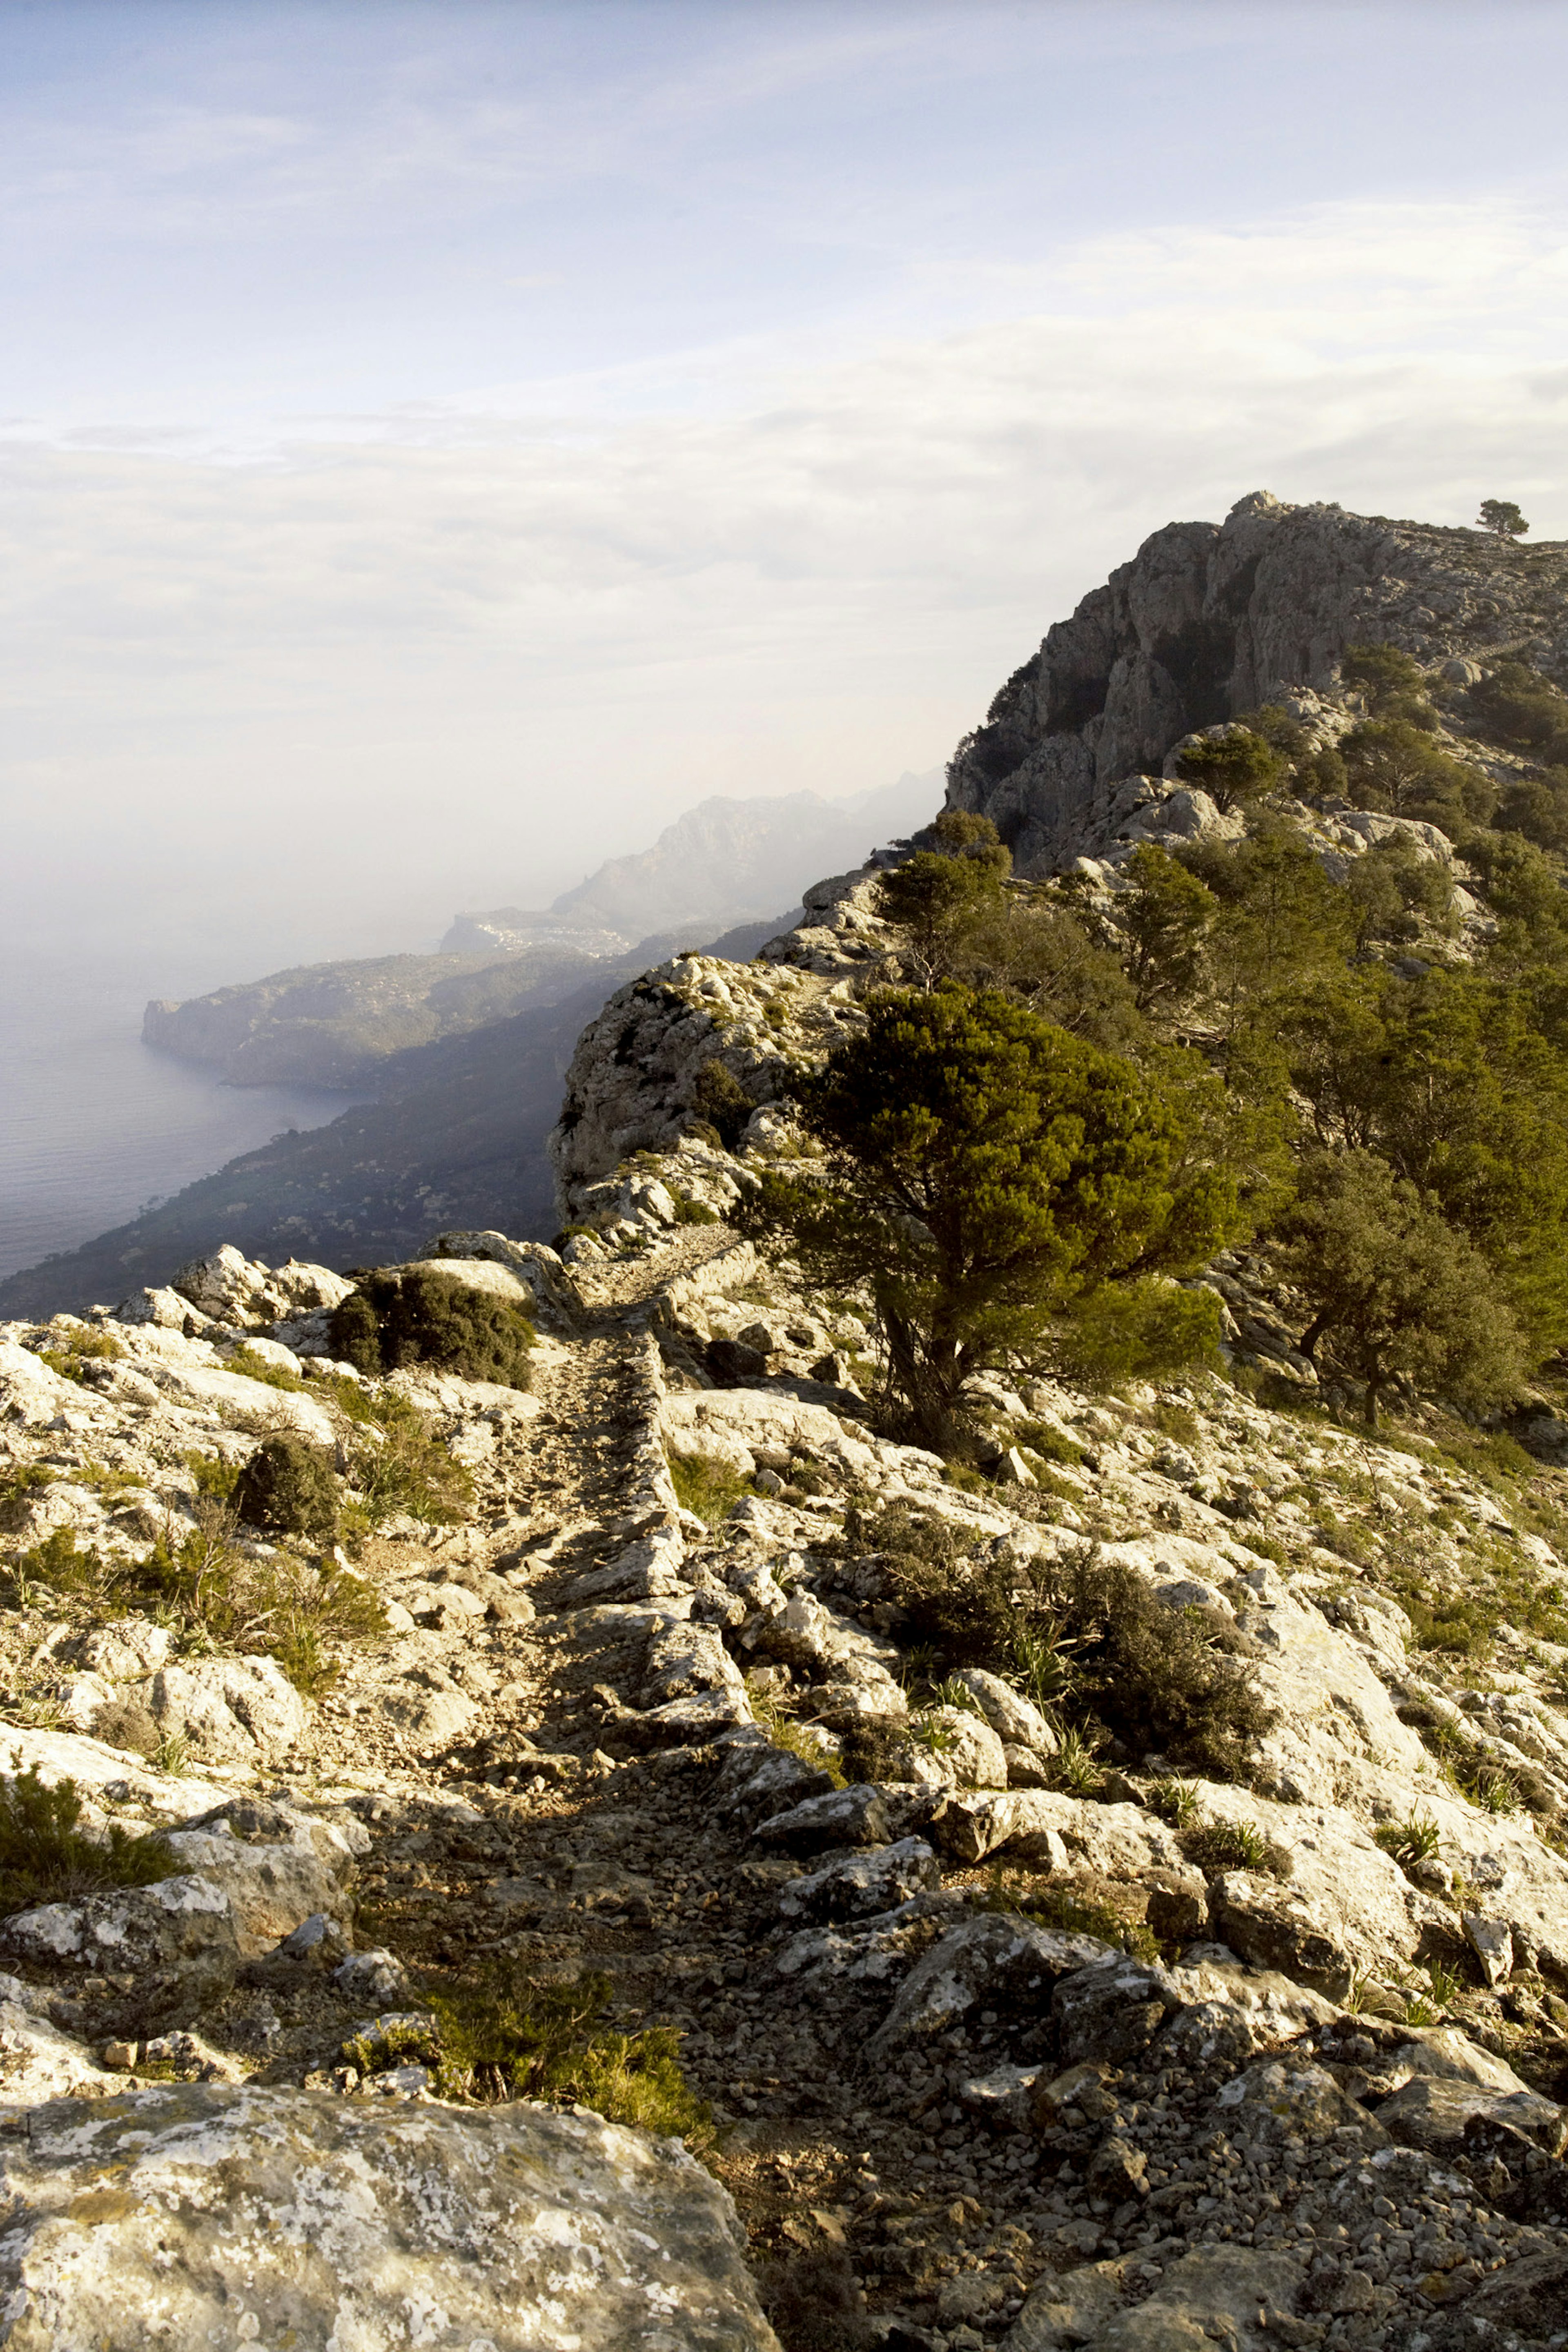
<box><xmin>36</xmin><ymin>1329</ymin><xmax>123</xmax><ymax>1385</ymax></box>
<box><xmin>329</xmin><ymin>1267</ymin><xmax>535</xmax><ymax>1387</ymax></box>
<box><xmin>222</xmin><ymin>1345</ymin><xmax>307</xmax><ymax>1392</ymax></box>
<box><xmin>667</xmin><ymin>1450</ymin><xmax>752</xmax><ymax>1527</ymax></box>
<box><xmin>361</xmin><ymin>1965</ymin><xmax>712</xmax><ymax>2149</ymax></box>
<box><xmin>233</xmin><ymin>1433</ymin><xmax>340</xmax><ymax>1540</ymax></box>
<box><xmin>857</xmin><ymin>1502</ymin><xmax>1273</xmax><ymax>1782</ymax></box>
<box><xmin>0</xmin><ymin>1767</ymin><xmax>172</xmax><ymax>1914</ymax></box>
<box><xmin>9</xmin><ymin>1515</ymin><xmax>385</xmax><ymax>1700</ymax></box>
<box><xmin>323</xmin><ymin>1376</ymin><xmax>474</xmax><ymax>1529</ymax></box>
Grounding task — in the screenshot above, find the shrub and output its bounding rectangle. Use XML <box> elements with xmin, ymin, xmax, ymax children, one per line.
<box><xmin>1342</xmin><ymin>643</ymin><xmax>1431</xmax><ymax>713</ymax></box>
<box><xmin>690</xmin><ymin>1060</ymin><xmax>755</xmax><ymax>1151</ymax></box>
<box><xmin>668</xmin><ymin>1189</ymin><xmax>720</xmax><ymax>1226</ymax></box>
<box><xmin>233</xmin><ymin>1434</ymin><xmax>339</xmax><ymax>1539</ymax></box>
<box><xmin>11</xmin><ymin>1527</ymin><xmax>108</xmax><ymax>1602</ymax></box>
<box><xmin>667</xmin><ymin>1450</ymin><xmax>751</xmax><ymax>1526</ymax></box>
<box><xmin>835</xmin><ymin>1718</ymin><xmax>902</xmax><ymax>1786</ymax></box>
<box><xmin>36</xmin><ymin>1329</ymin><xmax>123</xmax><ymax>1384</ymax></box>
<box><xmin>415</xmin><ymin>1964</ymin><xmax>711</xmax><ymax>2147</ymax></box>
<box><xmin>1470</xmin><ymin>660</ymin><xmax>1568</xmax><ymax>764</ymax></box>
<box><xmin>1034</xmin><ymin>1550</ymin><xmax>1276</xmax><ymax>1782</ymax></box>
<box><xmin>0</xmin><ymin>1767</ymin><xmax>172</xmax><ymax>1913</ymax></box>
<box><xmin>1173</xmin><ymin>727</ymin><xmax>1285</xmax><ymax>813</ymax></box>
<box><xmin>329</xmin><ymin>1268</ymin><xmax>535</xmax><ymax>1387</ymax></box>
<box><xmin>866</xmin><ymin>1506</ymin><xmax>1273</xmax><ymax>1781</ymax></box>
<box><xmin>1182</xmin><ymin>1817</ymin><xmax>1287</xmax><ymax>1876</ymax></box>
<box><xmin>185</xmin><ymin>1451</ymin><xmax>241</xmax><ymax>1502</ymax></box>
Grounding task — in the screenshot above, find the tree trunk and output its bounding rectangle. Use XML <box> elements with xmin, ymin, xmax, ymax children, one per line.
<box><xmin>882</xmin><ymin>1310</ymin><xmax>966</xmax><ymax>1457</ymax></box>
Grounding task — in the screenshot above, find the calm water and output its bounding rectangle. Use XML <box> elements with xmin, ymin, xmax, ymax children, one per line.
<box><xmin>0</xmin><ymin>941</ymin><xmax>363</xmax><ymax>1281</ymax></box>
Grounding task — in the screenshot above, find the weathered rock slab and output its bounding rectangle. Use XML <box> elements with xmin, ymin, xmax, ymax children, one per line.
<box><xmin>0</xmin><ymin>2081</ymin><xmax>780</xmax><ymax>2350</ymax></box>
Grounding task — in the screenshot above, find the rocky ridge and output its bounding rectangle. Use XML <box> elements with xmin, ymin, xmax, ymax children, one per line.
<box><xmin>946</xmin><ymin>491</ymin><xmax>1568</xmax><ymax>871</ymax></box>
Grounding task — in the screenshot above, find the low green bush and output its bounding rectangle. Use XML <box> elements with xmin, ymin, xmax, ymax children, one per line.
<box><xmin>36</xmin><ymin>1330</ymin><xmax>123</xmax><ymax>1384</ymax></box>
<box><xmin>233</xmin><ymin>1434</ymin><xmax>340</xmax><ymax>1539</ymax></box>
<box><xmin>861</xmin><ymin>1504</ymin><xmax>1274</xmax><ymax>1781</ymax></box>
<box><xmin>690</xmin><ymin>1059</ymin><xmax>755</xmax><ymax>1151</ymax></box>
<box><xmin>0</xmin><ymin>1767</ymin><xmax>172</xmax><ymax>1913</ymax></box>
<box><xmin>329</xmin><ymin>1268</ymin><xmax>535</xmax><ymax>1387</ymax></box>
<box><xmin>377</xmin><ymin>1964</ymin><xmax>712</xmax><ymax>2148</ymax></box>
<box><xmin>667</xmin><ymin>1450</ymin><xmax>751</xmax><ymax>1526</ymax></box>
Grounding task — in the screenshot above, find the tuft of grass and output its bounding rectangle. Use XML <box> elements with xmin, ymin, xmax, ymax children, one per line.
<box><xmin>1376</xmin><ymin>1814</ymin><xmax>1441</xmax><ymax>1868</ymax></box>
<box><xmin>1010</xmin><ymin>1623</ymin><xmax>1079</xmax><ymax>1714</ymax></box>
<box><xmin>908</xmin><ymin>1713</ymin><xmax>960</xmax><ymax>1756</ymax></box>
<box><xmin>1145</xmin><ymin>1401</ymin><xmax>1203</xmax><ymax>1450</ymax></box>
<box><xmin>71</xmin><ymin>1459</ymin><xmax>148</xmax><ymax>1497</ymax></box>
<box><xmin>1048</xmin><ymin>1724</ymin><xmax>1106</xmax><ymax>1796</ymax></box>
<box><xmin>0</xmin><ymin>1464</ymin><xmax>59</xmax><ymax>1535</ymax></box>
<box><xmin>152</xmin><ymin>1733</ymin><xmax>189</xmax><ymax>1776</ymax></box>
<box><xmin>1148</xmin><ymin>1773</ymin><xmax>1202</xmax><ymax>1829</ymax></box>
<box><xmin>931</xmin><ymin>1675</ymin><xmax>984</xmax><ymax>1717</ymax></box>
<box><xmin>1182</xmin><ymin>1816</ymin><xmax>1289</xmax><ymax>1877</ymax></box>
<box><xmin>37</xmin><ymin>1330</ymin><xmax>124</xmax><ymax>1384</ymax></box>
<box><xmin>978</xmin><ymin>1865</ymin><xmax>1158</xmax><ymax>1962</ymax></box>
<box><xmin>405</xmin><ymin>1964</ymin><xmax>712</xmax><ymax>2149</ymax></box>
<box><xmin>751</xmin><ymin>1691</ymin><xmax>847</xmax><ymax>1789</ymax></box>
<box><xmin>0</xmin><ymin>1767</ymin><xmax>172</xmax><ymax>1912</ymax></box>
<box><xmin>667</xmin><ymin>1450</ymin><xmax>751</xmax><ymax>1527</ymax></box>
<box><xmin>329</xmin><ymin>1380</ymin><xmax>474</xmax><ymax>1529</ymax></box>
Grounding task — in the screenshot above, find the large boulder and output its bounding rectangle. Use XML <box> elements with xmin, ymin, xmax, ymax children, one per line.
<box><xmin>777</xmin><ymin>1839</ymin><xmax>942</xmax><ymax>1927</ymax></box>
<box><xmin>160</xmin><ymin>1797</ymin><xmax>367</xmax><ymax>1956</ymax></box>
<box><xmin>140</xmin><ymin>1656</ymin><xmax>307</xmax><ymax>1769</ymax></box>
<box><xmin>0</xmin><ymin>2082</ymin><xmax>779</xmax><ymax>2350</ymax></box>
<box><xmin>0</xmin><ymin>1876</ymin><xmax>242</xmax><ymax>2035</ymax></box>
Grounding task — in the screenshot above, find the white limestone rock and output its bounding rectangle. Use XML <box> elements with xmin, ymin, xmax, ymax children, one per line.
<box><xmin>139</xmin><ymin>1655</ymin><xmax>307</xmax><ymax>1770</ymax></box>
<box><xmin>0</xmin><ymin>2081</ymin><xmax>779</xmax><ymax>2351</ymax></box>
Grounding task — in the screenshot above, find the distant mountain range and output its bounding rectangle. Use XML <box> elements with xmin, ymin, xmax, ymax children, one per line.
<box><xmin>143</xmin><ymin>773</ymin><xmax>940</xmax><ymax>1092</ymax></box>
<box><xmin>442</xmin><ymin>773</ymin><xmax>939</xmax><ymax>953</ymax></box>
<box><xmin>4</xmin><ymin>768</ymin><xmax>943</xmax><ymax>1317</ymax></box>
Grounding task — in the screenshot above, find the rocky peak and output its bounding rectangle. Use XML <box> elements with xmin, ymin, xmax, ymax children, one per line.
<box><xmin>948</xmin><ymin>493</ymin><xmax>1568</xmax><ymax>873</ymax></box>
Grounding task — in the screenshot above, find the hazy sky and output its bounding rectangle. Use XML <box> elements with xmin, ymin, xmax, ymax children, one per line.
<box><xmin>4</xmin><ymin>0</ymin><xmax>1567</xmax><ymax>974</ymax></box>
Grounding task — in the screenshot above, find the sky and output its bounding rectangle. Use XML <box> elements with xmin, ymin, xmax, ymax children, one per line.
<box><xmin>3</xmin><ymin>0</ymin><xmax>1568</xmax><ymax>980</ymax></box>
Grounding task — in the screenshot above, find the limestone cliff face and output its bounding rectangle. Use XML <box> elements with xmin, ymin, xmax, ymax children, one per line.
<box><xmin>947</xmin><ymin>491</ymin><xmax>1568</xmax><ymax>872</ymax></box>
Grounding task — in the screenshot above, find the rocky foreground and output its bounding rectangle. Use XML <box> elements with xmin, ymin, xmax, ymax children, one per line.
<box><xmin>2</xmin><ymin>1205</ymin><xmax>1568</xmax><ymax>2350</ymax></box>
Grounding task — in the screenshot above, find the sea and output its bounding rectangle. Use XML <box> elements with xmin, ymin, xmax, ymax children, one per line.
<box><xmin>0</xmin><ymin>938</ymin><xmax>363</xmax><ymax>1283</ymax></box>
